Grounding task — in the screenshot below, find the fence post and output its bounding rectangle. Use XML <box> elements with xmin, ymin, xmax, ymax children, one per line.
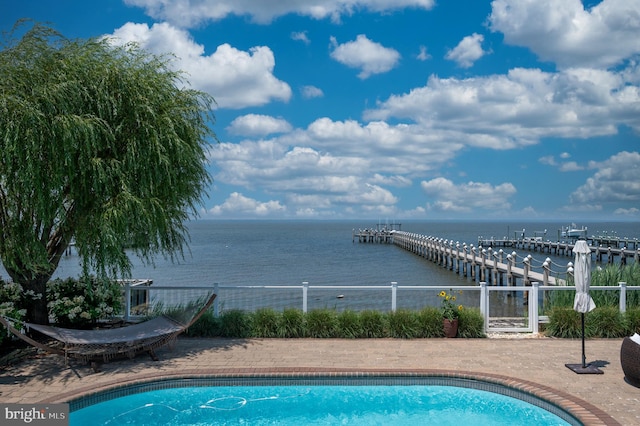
<box><xmin>213</xmin><ymin>283</ymin><xmax>219</xmax><ymax>317</ymax></box>
<box><xmin>391</xmin><ymin>282</ymin><xmax>397</xmax><ymax>312</ymax></box>
<box><xmin>531</xmin><ymin>282</ymin><xmax>539</xmax><ymax>334</ymax></box>
<box><xmin>480</xmin><ymin>281</ymin><xmax>488</xmax><ymax>332</ymax></box>
<box><xmin>124</xmin><ymin>282</ymin><xmax>131</xmax><ymax>322</ymax></box>
<box><xmin>302</xmin><ymin>282</ymin><xmax>309</xmax><ymax>313</ymax></box>
<box><xmin>620</xmin><ymin>282</ymin><xmax>627</xmax><ymax>313</ymax></box>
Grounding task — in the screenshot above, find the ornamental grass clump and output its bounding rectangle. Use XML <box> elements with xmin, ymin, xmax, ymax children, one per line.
<box><xmin>439</xmin><ymin>289</ymin><xmax>463</xmax><ymax>320</ymax></box>
<box><xmin>252</xmin><ymin>308</ymin><xmax>281</xmax><ymax>338</ymax></box>
<box><xmin>306</xmin><ymin>308</ymin><xmax>339</xmax><ymax>338</ymax></box>
<box><xmin>417</xmin><ymin>307</ymin><xmax>445</xmax><ymax>337</ymax></box>
<box><xmin>359</xmin><ymin>309</ymin><xmax>387</xmax><ymax>338</ymax></box>
<box><xmin>457</xmin><ymin>308</ymin><xmax>486</xmax><ymax>338</ymax></box>
<box><xmin>388</xmin><ymin>309</ymin><xmax>421</xmax><ymax>339</ymax></box>
<box><xmin>337</xmin><ymin>309</ymin><xmax>364</xmax><ymax>338</ymax></box>
<box><xmin>278</xmin><ymin>308</ymin><xmax>306</xmax><ymax>338</ymax></box>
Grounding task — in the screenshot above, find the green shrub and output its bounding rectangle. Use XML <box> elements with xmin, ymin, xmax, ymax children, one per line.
<box><xmin>47</xmin><ymin>276</ymin><xmax>122</xmax><ymax>328</ymax></box>
<box><xmin>278</xmin><ymin>308</ymin><xmax>306</xmax><ymax>338</ymax></box>
<box><xmin>417</xmin><ymin>307</ymin><xmax>443</xmax><ymax>338</ymax></box>
<box><xmin>359</xmin><ymin>310</ymin><xmax>387</xmax><ymax>338</ymax></box>
<box><xmin>253</xmin><ymin>308</ymin><xmax>281</xmax><ymax>338</ymax></box>
<box><xmin>219</xmin><ymin>309</ymin><xmax>252</xmax><ymax>338</ymax></box>
<box><xmin>185</xmin><ymin>310</ymin><xmax>220</xmax><ymax>337</ymax></box>
<box><xmin>337</xmin><ymin>310</ymin><xmax>363</xmax><ymax>338</ymax></box>
<box><xmin>387</xmin><ymin>309</ymin><xmax>421</xmax><ymax>339</ymax></box>
<box><xmin>588</xmin><ymin>306</ymin><xmax>626</xmax><ymax>338</ymax></box>
<box><xmin>0</xmin><ymin>279</ymin><xmax>26</xmax><ymax>345</ymax></box>
<box><xmin>457</xmin><ymin>308</ymin><xmax>486</xmax><ymax>338</ymax></box>
<box><xmin>625</xmin><ymin>307</ymin><xmax>640</xmax><ymax>334</ymax></box>
<box><xmin>306</xmin><ymin>309</ymin><xmax>339</xmax><ymax>338</ymax></box>
<box><xmin>547</xmin><ymin>306</ymin><xmax>628</xmax><ymax>338</ymax></box>
<box><xmin>546</xmin><ymin>307</ymin><xmax>583</xmax><ymax>338</ymax></box>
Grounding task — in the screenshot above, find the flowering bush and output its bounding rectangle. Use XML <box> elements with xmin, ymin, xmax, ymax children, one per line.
<box><xmin>439</xmin><ymin>289</ymin><xmax>463</xmax><ymax>320</ymax></box>
<box><xmin>47</xmin><ymin>276</ymin><xmax>122</xmax><ymax>328</ymax></box>
<box><xmin>0</xmin><ymin>278</ymin><xmax>27</xmax><ymax>344</ymax></box>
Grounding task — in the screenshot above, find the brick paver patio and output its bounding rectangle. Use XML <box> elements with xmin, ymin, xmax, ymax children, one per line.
<box><xmin>1</xmin><ymin>337</ymin><xmax>639</xmax><ymax>425</ymax></box>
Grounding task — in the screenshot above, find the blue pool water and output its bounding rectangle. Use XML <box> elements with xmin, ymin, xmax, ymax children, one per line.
<box><xmin>71</xmin><ymin>385</ymin><xmax>572</xmax><ymax>425</ymax></box>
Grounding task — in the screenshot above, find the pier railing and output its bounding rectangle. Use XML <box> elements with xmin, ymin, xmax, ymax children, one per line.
<box><xmin>391</xmin><ymin>231</ymin><xmax>574</xmax><ymax>285</ymax></box>
<box><xmin>207</xmin><ymin>282</ymin><xmax>640</xmax><ymax>334</ymax></box>
<box><xmin>354</xmin><ymin>229</ymin><xmax>639</xmax><ymax>281</ymax></box>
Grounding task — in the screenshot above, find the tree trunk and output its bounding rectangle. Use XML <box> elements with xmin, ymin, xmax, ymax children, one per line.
<box><xmin>21</xmin><ymin>276</ymin><xmax>50</xmax><ymax>325</ymax></box>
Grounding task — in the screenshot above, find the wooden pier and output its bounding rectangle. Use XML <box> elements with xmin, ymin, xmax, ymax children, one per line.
<box><xmin>355</xmin><ymin>226</ymin><xmax>639</xmax><ymax>286</ymax></box>
<box><xmin>391</xmin><ymin>231</ymin><xmax>565</xmax><ymax>286</ymax></box>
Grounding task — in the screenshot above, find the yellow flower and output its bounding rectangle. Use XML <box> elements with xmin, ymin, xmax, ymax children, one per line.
<box><xmin>439</xmin><ymin>289</ymin><xmax>463</xmax><ymax>320</ymax></box>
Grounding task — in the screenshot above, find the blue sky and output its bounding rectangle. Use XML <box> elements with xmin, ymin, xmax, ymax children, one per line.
<box><xmin>3</xmin><ymin>0</ymin><xmax>640</xmax><ymax>221</ymax></box>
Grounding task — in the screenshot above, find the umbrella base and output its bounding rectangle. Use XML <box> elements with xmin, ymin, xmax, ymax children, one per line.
<box><xmin>565</xmin><ymin>363</ymin><xmax>603</xmax><ymax>374</ymax></box>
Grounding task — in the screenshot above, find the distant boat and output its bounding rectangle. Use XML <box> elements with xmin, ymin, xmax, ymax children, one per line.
<box><xmin>559</xmin><ymin>223</ymin><xmax>588</xmax><ymax>239</ymax></box>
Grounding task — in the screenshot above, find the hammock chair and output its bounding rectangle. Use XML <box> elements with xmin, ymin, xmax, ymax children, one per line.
<box><xmin>1</xmin><ymin>293</ymin><xmax>216</xmax><ymax>366</ymax></box>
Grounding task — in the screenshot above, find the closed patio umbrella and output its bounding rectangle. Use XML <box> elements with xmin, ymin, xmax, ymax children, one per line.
<box><xmin>566</xmin><ymin>240</ymin><xmax>602</xmax><ymax>374</ymax></box>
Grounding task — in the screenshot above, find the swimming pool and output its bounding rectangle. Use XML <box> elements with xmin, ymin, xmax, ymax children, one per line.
<box><xmin>69</xmin><ymin>376</ymin><xmax>579</xmax><ymax>425</ymax></box>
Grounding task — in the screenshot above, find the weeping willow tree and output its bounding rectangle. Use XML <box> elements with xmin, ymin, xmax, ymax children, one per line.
<box><xmin>0</xmin><ymin>22</ymin><xmax>215</xmax><ymax>324</ymax></box>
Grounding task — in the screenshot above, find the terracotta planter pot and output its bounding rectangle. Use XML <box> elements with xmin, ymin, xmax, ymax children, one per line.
<box><xmin>443</xmin><ymin>318</ymin><xmax>458</xmax><ymax>338</ymax></box>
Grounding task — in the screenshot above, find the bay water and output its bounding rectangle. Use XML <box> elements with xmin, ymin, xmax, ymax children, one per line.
<box><xmin>2</xmin><ymin>220</ymin><xmax>639</xmax><ymax>314</ymax></box>
<box><xmin>28</xmin><ymin>220</ymin><xmax>640</xmax><ymax>287</ymax></box>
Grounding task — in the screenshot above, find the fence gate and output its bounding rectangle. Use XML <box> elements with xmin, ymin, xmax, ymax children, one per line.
<box><xmin>482</xmin><ymin>284</ymin><xmax>536</xmax><ymax>333</ymax></box>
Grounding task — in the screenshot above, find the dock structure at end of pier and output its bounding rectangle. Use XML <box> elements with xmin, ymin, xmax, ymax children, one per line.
<box><xmin>352</xmin><ymin>223</ymin><xmax>401</xmax><ymax>244</ymax></box>
<box><xmin>477</xmin><ymin>234</ymin><xmax>640</xmax><ymax>265</ymax></box>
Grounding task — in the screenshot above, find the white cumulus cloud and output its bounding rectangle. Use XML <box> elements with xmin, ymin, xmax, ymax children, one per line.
<box><xmin>330</xmin><ymin>34</ymin><xmax>401</xmax><ymax>79</ymax></box>
<box><xmin>570</xmin><ymin>151</ymin><xmax>640</xmax><ymax>203</ymax></box>
<box><xmin>489</xmin><ymin>0</ymin><xmax>640</xmax><ymax>69</ymax></box>
<box><xmin>125</xmin><ymin>0</ymin><xmax>436</xmax><ymax>26</ymax></box>
<box><xmin>227</xmin><ymin>114</ymin><xmax>293</xmax><ymax>137</ymax></box>
<box><xmin>207</xmin><ymin>192</ymin><xmax>286</xmax><ymax>216</ymax></box>
<box><xmin>301</xmin><ymin>85</ymin><xmax>324</xmax><ymax>98</ymax></box>
<box><xmin>421</xmin><ymin>178</ymin><xmax>517</xmax><ymax>212</ymax></box>
<box><xmin>445</xmin><ymin>33</ymin><xmax>487</xmax><ymax>68</ymax></box>
<box><xmin>365</xmin><ymin>66</ymin><xmax>640</xmax><ymax>148</ymax></box>
<box><xmin>107</xmin><ymin>22</ymin><xmax>291</xmax><ymax>109</ymax></box>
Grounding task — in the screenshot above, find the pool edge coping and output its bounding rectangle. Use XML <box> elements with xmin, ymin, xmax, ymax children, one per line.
<box><xmin>40</xmin><ymin>368</ymin><xmax>621</xmax><ymax>426</ymax></box>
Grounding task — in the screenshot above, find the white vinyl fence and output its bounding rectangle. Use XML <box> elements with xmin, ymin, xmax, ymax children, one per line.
<box><xmin>122</xmin><ymin>281</ymin><xmax>640</xmax><ymax>334</ymax></box>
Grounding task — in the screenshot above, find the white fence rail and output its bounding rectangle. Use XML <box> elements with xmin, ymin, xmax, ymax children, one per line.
<box><xmin>123</xmin><ymin>282</ymin><xmax>640</xmax><ymax>333</ymax></box>
<box><xmin>212</xmin><ymin>282</ymin><xmax>639</xmax><ymax>334</ymax></box>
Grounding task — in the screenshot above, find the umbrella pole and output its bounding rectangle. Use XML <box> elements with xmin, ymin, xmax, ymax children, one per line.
<box><xmin>581</xmin><ymin>313</ymin><xmax>586</xmax><ymax>368</ymax></box>
<box><xmin>566</xmin><ymin>312</ymin><xmax>602</xmax><ymax>374</ymax></box>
